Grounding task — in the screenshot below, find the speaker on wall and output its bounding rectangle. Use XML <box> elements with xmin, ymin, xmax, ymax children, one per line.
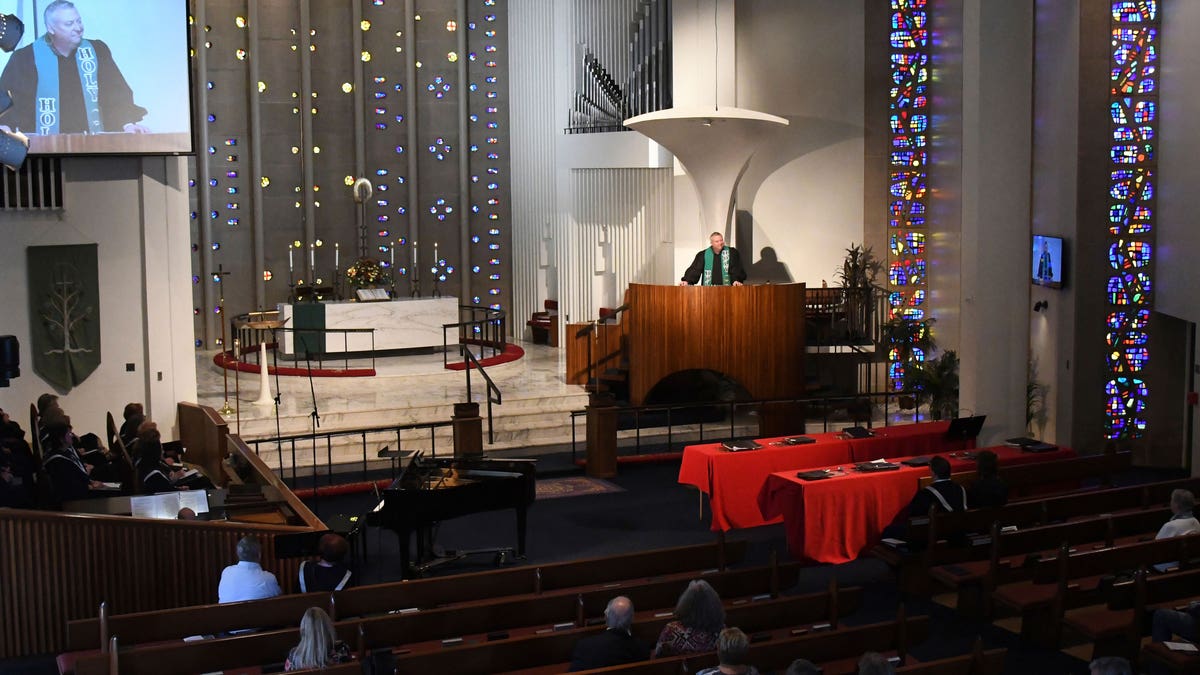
<box><xmin>0</xmin><ymin>335</ymin><xmax>18</xmax><ymax>387</ymax></box>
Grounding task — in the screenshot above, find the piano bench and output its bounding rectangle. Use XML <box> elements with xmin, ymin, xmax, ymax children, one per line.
<box><xmin>322</xmin><ymin>513</ymin><xmax>366</xmax><ymax>561</ymax></box>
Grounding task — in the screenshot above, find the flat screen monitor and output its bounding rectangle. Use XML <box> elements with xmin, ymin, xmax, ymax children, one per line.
<box><xmin>0</xmin><ymin>0</ymin><xmax>193</xmax><ymax>156</ymax></box>
<box><xmin>1031</xmin><ymin>235</ymin><xmax>1065</xmax><ymax>289</ymax></box>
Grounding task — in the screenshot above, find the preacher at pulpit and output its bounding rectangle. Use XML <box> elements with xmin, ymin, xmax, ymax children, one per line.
<box><xmin>679</xmin><ymin>232</ymin><xmax>746</xmax><ymax>286</ymax></box>
<box><xmin>0</xmin><ymin>1</ymin><xmax>148</xmax><ymax>135</ymax></box>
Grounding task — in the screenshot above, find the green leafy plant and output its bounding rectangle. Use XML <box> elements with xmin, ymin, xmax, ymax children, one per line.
<box><xmin>1026</xmin><ymin>358</ymin><xmax>1048</xmax><ymax>436</ymax></box>
<box><xmin>905</xmin><ymin>349</ymin><xmax>959</xmax><ymax>420</ymax></box>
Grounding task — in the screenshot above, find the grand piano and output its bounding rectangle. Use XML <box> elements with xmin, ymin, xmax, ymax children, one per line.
<box><xmin>372</xmin><ymin>454</ymin><xmax>537</xmax><ymax>577</ymax></box>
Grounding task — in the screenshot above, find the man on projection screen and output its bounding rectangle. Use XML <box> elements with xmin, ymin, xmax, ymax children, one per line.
<box><xmin>0</xmin><ymin>1</ymin><xmax>148</xmax><ymax>136</ymax></box>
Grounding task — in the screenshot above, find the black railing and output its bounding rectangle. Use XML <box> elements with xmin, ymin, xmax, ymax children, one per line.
<box><xmin>569</xmin><ymin>389</ymin><xmax>929</xmax><ymax>463</ymax></box>
<box><xmin>232</xmin><ymin>311</ymin><xmax>378</xmax><ymax>373</ymax></box>
<box><xmin>245</xmin><ymin>420</ymin><xmax>453</xmax><ymax>489</ymax></box>
<box><xmin>442</xmin><ymin>304</ymin><xmax>508</xmax><ymax>443</ymax></box>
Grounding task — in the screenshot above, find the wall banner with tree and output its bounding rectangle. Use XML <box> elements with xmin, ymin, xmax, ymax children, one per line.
<box><xmin>27</xmin><ymin>244</ymin><xmax>101</xmax><ymax>391</ymax></box>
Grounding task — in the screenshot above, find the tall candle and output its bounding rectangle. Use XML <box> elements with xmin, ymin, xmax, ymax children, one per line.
<box><xmin>434</xmin><ymin>241</ymin><xmax>439</xmax><ymax>265</ymax></box>
<box><xmin>335</xmin><ymin>243</ymin><xmax>340</xmax><ymax>270</ymax></box>
<box><xmin>390</xmin><ymin>242</ymin><xmax>395</xmax><ymax>269</ymax></box>
<box><xmin>309</xmin><ymin>243</ymin><xmax>315</xmax><ymax>272</ymax></box>
<box><xmin>288</xmin><ymin>245</ymin><xmax>294</xmax><ymax>272</ymax></box>
<box><xmin>412</xmin><ymin>241</ymin><xmax>417</xmax><ymax>269</ymax></box>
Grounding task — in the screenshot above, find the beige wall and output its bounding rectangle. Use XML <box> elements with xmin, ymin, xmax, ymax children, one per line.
<box><xmin>0</xmin><ymin>157</ymin><xmax>197</xmax><ymax>440</ymax></box>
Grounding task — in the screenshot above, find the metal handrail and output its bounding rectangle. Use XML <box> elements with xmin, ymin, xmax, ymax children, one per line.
<box><xmin>460</xmin><ymin>345</ymin><xmax>502</xmax><ymax>444</ymax></box>
<box><xmin>245</xmin><ymin>419</ymin><xmax>454</xmax><ymax>488</ymax></box>
<box><xmin>569</xmin><ymin>389</ymin><xmax>927</xmax><ymax>462</ymax></box>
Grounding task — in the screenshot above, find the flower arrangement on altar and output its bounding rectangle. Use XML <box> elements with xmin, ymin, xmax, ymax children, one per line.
<box><xmin>344</xmin><ymin>257</ymin><xmax>385</xmax><ymax>288</ymax></box>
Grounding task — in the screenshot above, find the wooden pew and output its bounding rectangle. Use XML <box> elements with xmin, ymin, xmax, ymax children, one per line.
<box><xmin>918</xmin><ymin>451</ymin><xmax>1132</xmax><ymax>497</ymax></box>
<box><xmin>65</xmin><ymin>593</ymin><xmax>331</xmax><ymax>653</ymax></box>
<box><xmin>67</xmin><ymin>539</ymin><xmax>749</xmax><ymax>655</ymax></box>
<box><xmin>332</xmin><ymin>538</ymin><xmax>747</xmax><ymax>618</ymax></box>
<box><xmin>391</xmin><ymin>592</ymin><xmax>851</xmax><ymax>675</ymax></box>
<box><xmin>1141</xmin><ymin>640</ymin><xmax>1200</xmax><ymax>674</ymax></box>
<box><xmin>991</xmin><ymin>534</ymin><xmax>1200</xmax><ymax>647</ymax></box>
<box><xmin>71</xmin><ymin>551</ymin><xmax>777</xmax><ymax>674</ymax></box>
<box><xmin>895</xmin><ymin>641</ymin><xmax>1005</xmax><ymax>675</ymax></box>
<box><xmin>1064</xmin><ymin>566</ymin><xmax>1200</xmax><ymax>662</ymax></box>
<box><xmin>358</xmin><ymin>562</ymin><xmax>829</xmax><ymax>653</ymax></box>
<box><xmin>558</xmin><ymin>614</ymin><xmax>931</xmax><ymax>675</ymax></box>
<box><xmin>930</xmin><ymin>507</ymin><xmax>1172</xmax><ymax>616</ymax></box>
<box><xmin>75</xmin><ymin>624</ymin><xmax>360</xmax><ymax>675</ymax></box>
<box><xmin>890</xmin><ymin>476</ymin><xmax>1200</xmax><ymax>559</ymax></box>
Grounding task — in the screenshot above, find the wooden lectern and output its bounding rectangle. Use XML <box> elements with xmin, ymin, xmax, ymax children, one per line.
<box><xmin>624</xmin><ymin>283</ymin><xmax>806</xmax><ymax>405</ymax></box>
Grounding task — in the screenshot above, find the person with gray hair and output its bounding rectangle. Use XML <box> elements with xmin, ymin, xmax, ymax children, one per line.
<box><xmin>1089</xmin><ymin>656</ymin><xmax>1132</xmax><ymax>675</ymax></box>
<box><xmin>568</xmin><ymin>596</ymin><xmax>650</xmax><ymax>671</ymax></box>
<box><xmin>858</xmin><ymin>652</ymin><xmax>895</xmax><ymax>675</ymax></box>
<box><xmin>0</xmin><ymin>0</ymin><xmax>149</xmax><ymax>136</ymax></box>
<box><xmin>696</xmin><ymin>627</ymin><xmax>759</xmax><ymax>675</ymax></box>
<box><xmin>785</xmin><ymin>659</ymin><xmax>821</xmax><ymax>675</ymax></box>
<box><xmin>1156</xmin><ymin>489</ymin><xmax>1200</xmax><ymax>539</ymax></box>
<box><xmin>654</xmin><ymin>579</ymin><xmax>726</xmax><ymax>657</ymax></box>
<box><xmin>218</xmin><ymin>535</ymin><xmax>282</xmax><ymax>603</ymax></box>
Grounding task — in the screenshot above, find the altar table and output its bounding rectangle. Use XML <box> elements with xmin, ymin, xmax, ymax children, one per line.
<box><xmin>756</xmin><ymin>445</ymin><xmax>1077</xmax><ymax>564</ymax></box>
<box><xmin>279</xmin><ymin>296</ymin><xmax>458</xmax><ymax>356</ymax></box>
<box><xmin>677</xmin><ymin>421</ymin><xmax>966</xmax><ymax>531</ymax></box>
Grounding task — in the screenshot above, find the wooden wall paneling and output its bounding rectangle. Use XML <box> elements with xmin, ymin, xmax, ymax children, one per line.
<box><xmin>625</xmin><ymin>283</ymin><xmax>806</xmax><ymax>404</ymax></box>
<box><xmin>0</xmin><ymin>509</ymin><xmax>319</xmax><ymax>658</ymax></box>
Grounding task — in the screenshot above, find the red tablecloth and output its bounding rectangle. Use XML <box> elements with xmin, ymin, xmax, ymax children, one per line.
<box><xmin>677</xmin><ymin>421</ymin><xmax>955</xmax><ymax>531</ymax></box>
<box><xmin>756</xmin><ymin>445</ymin><xmax>1078</xmax><ymax>564</ymax></box>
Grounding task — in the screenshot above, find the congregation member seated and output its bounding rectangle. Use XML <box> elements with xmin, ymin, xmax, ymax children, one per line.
<box><xmin>283</xmin><ymin>607</ymin><xmax>352</xmax><ymax>671</ymax></box>
<box><xmin>966</xmin><ymin>449</ymin><xmax>1008</xmax><ymax>508</ymax></box>
<box><xmin>568</xmin><ymin>596</ymin><xmax>649</xmax><ymax>671</ymax></box>
<box><xmin>653</xmin><ymin>579</ymin><xmax>725</xmax><ymax>658</ymax></box>
<box><xmin>907</xmin><ymin>456</ymin><xmax>966</xmax><ymax>516</ymax></box>
<box><xmin>1156</xmin><ymin>489</ymin><xmax>1200</xmax><ymax>539</ymax></box>
<box><xmin>1089</xmin><ymin>656</ymin><xmax>1132</xmax><ymax>675</ymax></box>
<box><xmin>119</xmin><ymin>402</ymin><xmax>145</xmax><ymax>448</ymax></box>
<box><xmin>0</xmin><ymin>410</ymin><xmax>37</xmax><ymax>493</ymax></box>
<box><xmin>785</xmin><ymin>659</ymin><xmax>821</xmax><ymax>675</ymax></box>
<box><xmin>0</xmin><ymin>455</ymin><xmax>33</xmax><ymax>508</ymax></box>
<box><xmin>696</xmin><ymin>627</ymin><xmax>759</xmax><ymax>675</ymax></box>
<box><xmin>1151</xmin><ymin>601</ymin><xmax>1200</xmax><ymax>644</ymax></box>
<box><xmin>298</xmin><ymin>533</ymin><xmax>354</xmax><ymax>592</ymax></box>
<box><xmin>129</xmin><ymin>423</ymin><xmax>160</xmax><ymax>467</ymax></box>
<box><xmin>41</xmin><ymin>418</ymin><xmax>105</xmax><ymax>502</ymax></box>
<box><xmin>218</xmin><ymin>536</ymin><xmax>282</xmax><ymax>603</ymax></box>
<box><xmin>137</xmin><ymin>438</ymin><xmax>187</xmax><ymax>494</ymax></box>
<box><xmin>857</xmin><ymin>652</ymin><xmax>895</xmax><ymax>675</ymax></box>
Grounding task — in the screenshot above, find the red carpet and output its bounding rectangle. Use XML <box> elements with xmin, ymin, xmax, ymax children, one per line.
<box><xmin>444</xmin><ymin>342</ymin><xmax>525</xmax><ymax>370</ymax></box>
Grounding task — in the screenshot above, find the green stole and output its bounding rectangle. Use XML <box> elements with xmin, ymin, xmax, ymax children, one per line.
<box><xmin>33</xmin><ymin>36</ymin><xmax>103</xmax><ymax>135</ymax></box>
<box><xmin>702</xmin><ymin>247</ymin><xmax>731</xmax><ymax>286</ymax></box>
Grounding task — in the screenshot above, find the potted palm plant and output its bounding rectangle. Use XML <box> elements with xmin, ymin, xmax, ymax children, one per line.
<box><xmin>835</xmin><ymin>243</ymin><xmax>882</xmax><ymax>342</ymax></box>
<box><xmin>905</xmin><ymin>350</ymin><xmax>959</xmax><ymax>420</ymax></box>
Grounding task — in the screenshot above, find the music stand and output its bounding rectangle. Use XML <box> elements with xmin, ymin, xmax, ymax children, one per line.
<box><xmin>944</xmin><ymin>414</ymin><xmax>986</xmax><ymax>442</ymax></box>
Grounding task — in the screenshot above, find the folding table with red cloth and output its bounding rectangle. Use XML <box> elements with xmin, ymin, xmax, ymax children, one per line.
<box><xmin>677</xmin><ymin>421</ymin><xmax>962</xmax><ymax>532</ymax></box>
<box><xmin>756</xmin><ymin>445</ymin><xmax>1077</xmax><ymax>564</ymax></box>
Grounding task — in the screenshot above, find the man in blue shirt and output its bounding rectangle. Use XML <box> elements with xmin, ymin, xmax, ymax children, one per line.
<box><xmin>218</xmin><ymin>536</ymin><xmax>282</xmax><ymax>603</ymax></box>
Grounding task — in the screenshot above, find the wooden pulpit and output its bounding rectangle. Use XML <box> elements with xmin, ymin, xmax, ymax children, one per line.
<box><xmin>624</xmin><ymin>283</ymin><xmax>807</xmax><ymax>404</ymax></box>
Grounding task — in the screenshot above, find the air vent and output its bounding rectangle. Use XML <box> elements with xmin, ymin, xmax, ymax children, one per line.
<box><xmin>0</xmin><ymin>157</ymin><xmax>64</xmax><ymax>210</ymax></box>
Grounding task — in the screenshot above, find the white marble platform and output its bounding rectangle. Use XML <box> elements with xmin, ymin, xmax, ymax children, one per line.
<box><xmin>279</xmin><ymin>297</ymin><xmax>459</xmax><ymax>356</ymax></box>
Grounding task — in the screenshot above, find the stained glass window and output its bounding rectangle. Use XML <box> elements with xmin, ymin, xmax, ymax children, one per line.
<box><xmin>886</xmin><ymin>0</ymin><xmax>931</xmax><ymax>390</ymax></box>
<box><xmin>1105</xmin><ymin>0</ymin><xmax>1159</xmax><ymax>439</ymax></box>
